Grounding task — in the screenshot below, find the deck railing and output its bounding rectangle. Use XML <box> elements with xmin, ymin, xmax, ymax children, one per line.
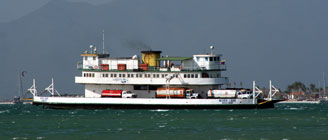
<box><xmin>78</xmin><ymin>65</ymin><xmax>227</xmax><ymax>72</ymax></box>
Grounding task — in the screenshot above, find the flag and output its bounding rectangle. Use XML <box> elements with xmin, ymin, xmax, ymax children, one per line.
<box><xmin>220</xmin><ymin>59</ymin><xmax>226</xmax><ymax>65</ymax></box>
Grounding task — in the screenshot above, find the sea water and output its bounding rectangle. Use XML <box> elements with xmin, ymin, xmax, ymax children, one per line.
<box><xmin>0</xmin><ymin>103</ymin><xmax>327</xmax><ymax>140</ymax></box>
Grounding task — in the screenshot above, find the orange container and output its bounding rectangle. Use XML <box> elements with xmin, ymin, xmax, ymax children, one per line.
<box><xmin>117</xmin><ymin>64</ymin><xmax>126</xmax><ymax>71</ymax></box>
<box><xmin>140</xmin><ymin>64</ymin><xmax>148</xmax><ymax>71</ymax></box>
<box><xmin>101</xmin><ymin>64</ymin><xmax>109</xmax><ymax>71</ymax></box>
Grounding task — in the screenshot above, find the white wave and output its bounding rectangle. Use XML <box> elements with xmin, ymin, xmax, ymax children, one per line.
<box><xmin>36</xmin><ymin>137</ymin><xmax>44</xmax><ymax>139</ymax></box>
<box><xmin>0</xmin><ymin>110</ymin><xmax>9</xmax><ymax>114</ymax></box>
<box><xmin>150</xmin><ymin>109</ymin><xmax>169</xmax><ymax>112</ymax></box>
<box><xmin>285</xmin><ymin>107</ymin><xmax>303</xmax><ymax>110</ymax></box>
<box><xmin>158</xmin><ymin>125</ymin><xmax>166</xmax><ymax>128</ymax></box>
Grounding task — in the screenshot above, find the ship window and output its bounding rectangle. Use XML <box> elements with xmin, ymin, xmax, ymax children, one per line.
<box><xmin>196</xmin><ymin>57</ymin><xmax>200</xmax><ymax>62</ymax></box>
<box><xmin>114</xmin><ymin>74</ymin><xmax>117</xmax><ymax>77</ymax></box>
<box><xmin>195</xmin><ymin>74</ymin><xmax>198</xmax><ymax>78</ymax></box>
<box><xmin>84</xmin><ymin>73</ymin><xmax>86</xmax><ymax>77</ymax></box>
<box><xmin>209</xmin><ymin>57</ymin><xmax>213</xmax><ymax>61</ymax></box>
<box><xmin>92</xmin><ymin>73</ymin><xmax>95</xmax><ymax>77</ymax></box>
<box><xmin>202</xmin><ymin>72</ymin><xmax>209</xmax><ymax>78</ymax></box>
<box><xmin>191</xmin><ymin>74</ymin><xmax>194</xmax><ymax>78</ymax></box>
<box><xmin>128</xmin><ymin>74</ymin><xmax>130</xmax><ymax>78</ymax></box>
<box><xmin>111</xmin><ymin>74</ymin><xmax>113</xmax><ymax>77</ymax></box>
<box><xmin>122</xmin><ymin>74</ymin><xmax>125</xmax><ymax>77</ymax></box>
<box><xmin>165</xmin><ymin>74</ymin><xmax>168</xmax><ymax>77</ymax></box>
<box><xmin>162</xmin><ymin>74</ymin><xmax>164</xmax><ymax>78</ymax></box>
<box><xmin>93</xmin><ymin>57</ymin><xmax>96</xmax><ymax>60</ymax></box>
<box><xmin>84</xmin><ymin>57</ymin><xmax>87</xmax><ymax>60</ymax></box>
<box><xmin>184</xmin><ymin>74</ymin><xmax>186</xmax><ymax>78</ymax></box>
<box><xmin>214</xmin><ymin>57</ymin><xmax>217</xmax><ymax>61</ymax></box>
<box><xmin>217</xmin><ymin>57</ymin><xmax>220</xmax><ymax>61</ymax></box>
<box><xmin>176</xmin><ymin>74</ymin><xmax>179</xmax><ymax>78</ymax></box>
<box><xmin>153</xmin><ymin>74</ymin><xmax>156</xmax><ymax>78</ymax></box>
<box><xmin>131</xmin><ymin>74</ymin><xmax>134</xmax><ymax>78</ymax></box>
<box><xmin>205</xmin><ymin>57</ymin><xmax>208</xmax><ymax>61</ymax></box>
<box><xmin>136</xmin><ymin>74</ymin><xmax>139</xmax><ymax>78</ymax></box>
<box><xmin>187</xmin><ymin>74</ymin><xmax>190</xmax><ymax>78</ymax></box>
<box><xmin>139</xmin><ymin>74</ymin><xmax>142</xmax><ymax>78</ymax></box>
<box><xmin>156</xmin><ymin>74</ymin><xmax>159</xmax><ymax>78</ymax></box>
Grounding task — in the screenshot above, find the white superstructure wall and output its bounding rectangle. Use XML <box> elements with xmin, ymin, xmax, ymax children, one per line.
<box><xmin>101</xmin><ymin>58</ymin><xmax>139</xmax><ymax>70</ymax></box>
<box><xmin>83</xmin><ymin>56</ymin><xmax>99</xmax><ymax>69</ymax></box>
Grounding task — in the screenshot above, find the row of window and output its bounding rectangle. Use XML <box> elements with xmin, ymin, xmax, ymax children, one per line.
<box><xmin>85</xmin><ymin>73</ymin><xmax>220</xmax><ymax>78</ymax></box>
<box><xmin>84</xmin><ymin>73</ymin><xmax>95</xmax><ymax>77</ymax></box>
<box><xmin>100</xmin><ymin>73</ymin><xmax>180</xmax><ymax>78</ymax></box>
<box><xmin>196</xmin><ymin>57</ymin><xmax>220</xmax><ymax>62</ymax></box>
<box><xmin>84</xmin><ymin>56</ymin><xmax>96</xmax><ymax>61</ymax></box>
<box><xmin>183</xmin><ymin>74</ymin><xmax>199</xmax><ymax>78</ymax></box>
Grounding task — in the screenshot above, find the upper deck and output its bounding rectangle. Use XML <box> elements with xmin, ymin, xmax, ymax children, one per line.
<box><xmin>76</xmin><ymin>46</ymin><xmax>228</xmax><ymax>86</ymax></box>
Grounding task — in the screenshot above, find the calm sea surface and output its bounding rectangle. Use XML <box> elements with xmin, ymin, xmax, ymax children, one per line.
<box><xmin>0</xmin><ymin>103</ymin><xmax>327</xmax><ymax>140</ymax></box>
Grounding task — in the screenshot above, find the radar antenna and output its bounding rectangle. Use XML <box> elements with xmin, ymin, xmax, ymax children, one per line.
<box><xmin>210</xmin><ymin>45</ymin><xmax>214</xmax><ymax>55</ymax></box>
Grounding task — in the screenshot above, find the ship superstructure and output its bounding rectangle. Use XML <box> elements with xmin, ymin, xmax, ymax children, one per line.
<box><xmin>75</xmin><ymin>45</ymin><xmax>228</xmax><ymax>98</ymax></box>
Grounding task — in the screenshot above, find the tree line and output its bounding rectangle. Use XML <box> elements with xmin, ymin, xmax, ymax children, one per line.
<box><xmin>285</xmin><ymin>81</ymin><xmax>323</xmax><ymax>94</ymax></box>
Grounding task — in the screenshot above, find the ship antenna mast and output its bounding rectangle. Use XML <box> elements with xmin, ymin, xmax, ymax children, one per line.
<box><xmin>210</xmin><ymin>45</ymin><xmax>214</xmax><ymax>55</ymax></box>
<box><xmin>102</xmin><ymin>30</ymin><xmax>105</xmax><ymax>54</ymax></box>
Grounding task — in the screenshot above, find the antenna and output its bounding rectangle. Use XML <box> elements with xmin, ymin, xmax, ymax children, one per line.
<box><xmin>102</xmin><ymin>30</ymin><xmax>105</xmax><ymax>54</ymax></box>
<box><xmin>90</xmin><ymin>45</ymin><xmax>93</xmax><ymax>54</ymax></box>
<box><xmin>210</xmin><ymin>45</ymin><xmax>214</xmax><ymax>55</ymax></box>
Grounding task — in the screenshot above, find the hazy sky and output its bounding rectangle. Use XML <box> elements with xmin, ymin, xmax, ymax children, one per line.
<box><xmin>0</xmin><ymin>0</ymin><xmax>114</xmax><ymax>22</ymax></box>
<box><xmin>1</xmin><ymin>0</ymin><xmax>328</xmax><ymax>99</ymax></box>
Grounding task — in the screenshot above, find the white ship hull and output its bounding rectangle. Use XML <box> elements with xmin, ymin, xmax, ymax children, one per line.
<box><xmin>32</xmin><ymin>96</ymin><xmax>278</xmax><ymax>109</ymax></box>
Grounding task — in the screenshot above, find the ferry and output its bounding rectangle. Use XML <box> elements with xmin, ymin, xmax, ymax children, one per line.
<box><xmin>28</xmin><ymin>43</ymin><xmax>281</xmax><ymax>109</ymax></box>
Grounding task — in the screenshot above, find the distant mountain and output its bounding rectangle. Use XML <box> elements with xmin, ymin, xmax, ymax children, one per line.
<box><xmin>1</xmin><ymin>0</ymin><xmax>328</xmax><ymax>99</ymax></box>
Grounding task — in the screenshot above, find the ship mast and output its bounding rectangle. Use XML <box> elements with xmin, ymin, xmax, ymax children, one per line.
<box><xmin>17</xmin><ymin>71</ymin><xmax>22</xmax><ymax>97</ymax></box>
<box><xmin>102</xmin><ymin>30</ymin><xmax>105</xmax><ymax>54</ymax></box>
<box><xmin>18</xmin><ymin>70</ymin><xmax>24</xmax><ymax>97</ymax></box>
<box><xmin>323</xmin><ymin>72</ymin><xmax>326</xmax><ymax>97</ymax></box>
